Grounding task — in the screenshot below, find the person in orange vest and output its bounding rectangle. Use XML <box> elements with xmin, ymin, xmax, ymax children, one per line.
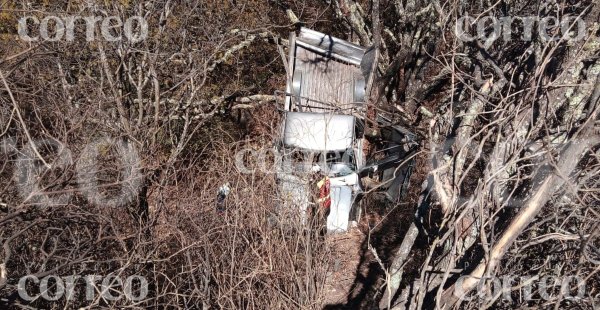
<box><xmin>314</xmin><ymin>175</ymin><xmax>331</xmax><ymax>234</ymax></box>
<box><xmin>316</xmin><ymin>176</ymin><xmax>331</xmax><ymax>211</ymax></box>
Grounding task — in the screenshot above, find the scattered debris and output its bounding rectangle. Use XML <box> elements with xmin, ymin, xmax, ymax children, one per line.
<box><xmin>216</xmin><ymin>182</ymin><xmax>231</xmax><ymax>212</ymax></box>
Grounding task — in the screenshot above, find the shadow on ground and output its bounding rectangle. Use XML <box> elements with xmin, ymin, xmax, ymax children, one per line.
<box><xmin>323</xmin><ymin>194</ymin><xmax>428</xmax><ymax>309</ymax></box>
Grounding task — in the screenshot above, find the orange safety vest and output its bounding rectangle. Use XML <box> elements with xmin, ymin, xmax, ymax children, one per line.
<box><xmin>316</xmin><ymin>177</ymin><xmax>331</xmax><ymax>209</ymax></box>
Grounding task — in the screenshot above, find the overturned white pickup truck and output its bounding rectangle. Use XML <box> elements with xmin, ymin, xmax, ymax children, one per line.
<box><xmin>275</xmin><ymin>28</ymin><xmax>417</xmax><ymax>233</ymax></box>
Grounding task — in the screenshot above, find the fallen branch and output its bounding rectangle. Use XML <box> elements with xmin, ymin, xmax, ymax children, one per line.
<box><xmin>0</xmin><ymin>70</ymin><xmax>51</xmax><ymax>169</ymax></box>
<box><xmin>207</xmin><ymin>30</ymin><xmax>289</xmax><ymax>73</ymax></box>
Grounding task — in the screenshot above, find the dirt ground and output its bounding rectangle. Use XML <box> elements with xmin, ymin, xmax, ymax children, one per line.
<box><xmin>320</xmin><ymin>193</ymin><xmax>420</xmax><ymax>308</ymax></box>
<box><xmin>322</xmin><ymin>227</ymin><xmax>366</xmax><ymax>306</ymax></box>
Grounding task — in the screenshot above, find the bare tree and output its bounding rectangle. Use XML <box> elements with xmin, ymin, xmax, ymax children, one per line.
<box><xmin>1</xmin><ymin>0</ymin><xmax>599</xmax><ymax>309</ymax></box>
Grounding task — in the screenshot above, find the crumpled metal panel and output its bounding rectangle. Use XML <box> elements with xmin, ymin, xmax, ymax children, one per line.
<box><xmin>277</xmin><ymin>173</ymin><xmax>310</xmax><ymax>225</ymax></box>
<box><xmin>327</xmin><ymin>185</ymin><xmax>353</xmax><ymax>233</ymax></box>
<box><xmin>283</xmin><ymin>112</ymin><xmax>355</xmax><ymax>151</ymax></box>
<box><xmin>296</xmin><ymin>27</ymin><xmax>366</xmax><ymax>66</ymax></box>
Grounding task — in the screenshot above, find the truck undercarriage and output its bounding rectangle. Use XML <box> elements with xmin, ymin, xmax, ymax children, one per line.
<box><xmin>276</xmin><ymin>27</ymin><xmax>419</xmax><ymax>233</ymax></box>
